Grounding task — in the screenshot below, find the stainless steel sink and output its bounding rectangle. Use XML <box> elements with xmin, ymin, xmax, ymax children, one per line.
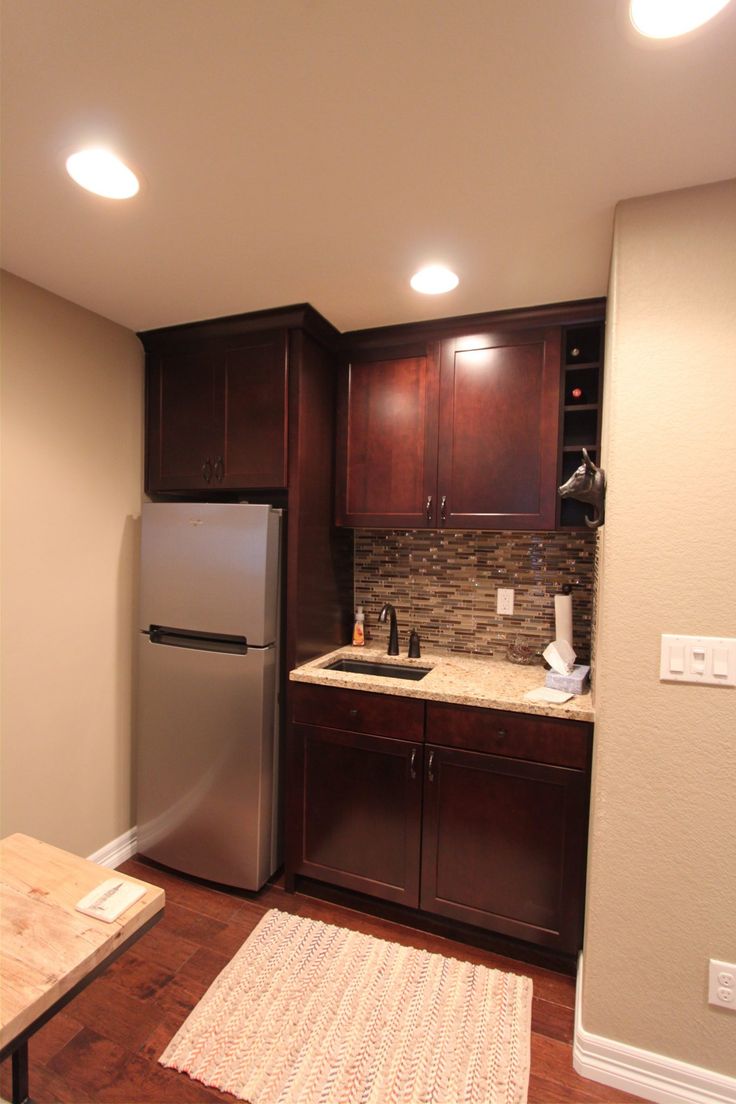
<box><xmin>325</xmin><ymin>658</ymin><xmax>431</xmax><ymax>681</ymax></box>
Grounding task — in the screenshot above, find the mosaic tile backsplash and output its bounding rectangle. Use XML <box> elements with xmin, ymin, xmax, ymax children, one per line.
<box><xmin>354</xmin><ymin>529</ymin><xmax>597</xmax><ymax>662</ymax></box>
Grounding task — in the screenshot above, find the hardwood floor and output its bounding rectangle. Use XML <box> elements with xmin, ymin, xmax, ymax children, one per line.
<box><xmin>1</xmin><ymin>858</ymin><xmax>644</xmax><ymax>1103</ymax></box>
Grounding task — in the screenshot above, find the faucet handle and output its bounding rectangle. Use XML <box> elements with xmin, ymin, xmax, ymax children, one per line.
<box><xmin>408</xmin><ymin>630</ymin><xmax>421</xmax><ymax>659</ymax></box>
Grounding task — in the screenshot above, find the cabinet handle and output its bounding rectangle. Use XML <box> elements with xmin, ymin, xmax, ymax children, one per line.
<box><xmin>425</xmin><ymin>496</ymin><xmax>433</xmax><ymax>523</ymax></box>
<box><xmin>496</xmin><ymin>729</ymin><xmax>507</xmax><ymax>739</ymax></box>
<box><xmin>202</xmin><ymin>459</ymin><xmax>212</xmax><ymax>483</ymax></box>
<box><xmin>410</xmin><ymin>748</ymin><xmax>417</xmax><ymax>780</ymax></box>
<box><xmin>214</xmin><ymin>456</ymin><xmax>224</xmax><ymax>482</ymax></box>
<box><xmin>427</xmin><ymin>749</ymin><xmax>435</xmax><ymax>783</ymax></box>
<box><xmin>440</xmin><ymin>495</ymin><xmax>447</xmax><ymax>522</ymax></box>
<box><xmin>348</xmin><ymin>708</ymin><xmax>359</xmax><ymax>719</ymax></box>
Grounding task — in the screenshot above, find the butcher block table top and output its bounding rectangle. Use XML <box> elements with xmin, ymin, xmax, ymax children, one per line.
<box><xmin>0</xmin><ymin>832</ymin><xmax>165</xmax><ymax>1053</ymax></box>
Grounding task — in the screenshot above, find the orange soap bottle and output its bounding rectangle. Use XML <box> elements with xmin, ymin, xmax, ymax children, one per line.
<box><xmin>352</xmin><ymin>607</ymin><xmax>365</xmax><ymax>646</ymax></box>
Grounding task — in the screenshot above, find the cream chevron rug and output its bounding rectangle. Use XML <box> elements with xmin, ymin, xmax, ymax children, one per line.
<box><xmin>160</xmin><ymin>908</ymin><xmax>533</xmax><ymax>1104</ymax></box>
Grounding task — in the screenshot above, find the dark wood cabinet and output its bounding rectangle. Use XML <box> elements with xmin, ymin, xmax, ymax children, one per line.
<box><xmin>140</xmin><ymin>305</ymin><xmax>354</xmax><ymax>674</ymax></box>
<box><xmin>335</xmin><ymin>346</ymin><xmax>440</xmax><ymax>527</ymax></box>
<box><xmin>289</xmin><ymin>684</ymin><xmax>425</xmax><ymax>905</ymax></box>
<box><xmin>437</xmin><ymin>328</ymin><xmax>561</xmax><ymax>529</ymax></box>
<box><xmin>287</xmin><ymin>683</ymin><xmax>592</xmax><ymax>959</ymax></box>
<box><xmin>337</xmin><ymin>300</ymin><xmax>605</xmax><ymax>531</ymax></box>
<box><xmin>420</xmin><ymin>744</ymin><xmax>588</xmax><ymax>952</ymax></box>
<box><xmin>145</xmin><ymin>328</ymin><xmax>287</xmax><ymax>492</ymax></box>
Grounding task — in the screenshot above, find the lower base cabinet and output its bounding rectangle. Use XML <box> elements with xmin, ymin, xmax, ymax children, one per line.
<box><xmin>292</xmin><ymin>725</ymin><xmax>423</xmax><ymax>906</ymax></box>
<box><xmin>287</xmin><ymin>683</ymin><xmax>592</xmax><ymax>957</ymax></box>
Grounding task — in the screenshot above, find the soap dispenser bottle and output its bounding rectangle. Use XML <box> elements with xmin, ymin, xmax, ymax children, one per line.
<box><xmin>352</xmin><ymin>606</ymin><xmax>365</xmax><ymax>647</ymax></box>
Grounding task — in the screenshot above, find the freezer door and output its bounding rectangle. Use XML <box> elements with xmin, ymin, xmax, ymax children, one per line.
<box><xmin>136</xmin><ymin>634</ymin><xmax>278</xmax><ymax>890</ymax></box>
<box><xmin>139</xmin><ymin>502</ymin><xmax>281</xmax><ymax>643</ymax></box>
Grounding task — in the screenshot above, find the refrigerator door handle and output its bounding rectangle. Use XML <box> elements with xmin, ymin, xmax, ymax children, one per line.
<box><xmin>147</xmin><ymin>625</ymin><xmax>248</xmax><ymax>655</ymax></box>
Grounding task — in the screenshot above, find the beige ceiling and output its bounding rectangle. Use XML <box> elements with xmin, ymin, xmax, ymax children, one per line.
<box><xmin>2</xmin><ymin>0</ymin><xmax>735</xmax><ymax>334</ymax></box>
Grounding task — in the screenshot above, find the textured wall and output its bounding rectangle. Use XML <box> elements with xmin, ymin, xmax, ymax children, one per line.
<box><xmin>0</xmin><ymin>271</ymin><xmax>143</xmax><ymax>857</ymax></box>
<box><xmin>354</xmin><ymin>528</ymin><xmax>596</xmax><ymax>661</ymax></box>
<box><xmin>583</xmin><ymin>180</ymin><xmax>736</xmax><ymax>1075</ymax></box>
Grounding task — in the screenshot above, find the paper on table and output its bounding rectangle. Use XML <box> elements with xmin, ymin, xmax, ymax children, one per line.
<box><xmin>75</xmin><ymin>878</ymin><xmax>146</xmax><ymax>923</ymax></box>
<box><xmin>525</xmin><ymin>686</ymin><xmax>574</xmax><ymax>704</ymax></box>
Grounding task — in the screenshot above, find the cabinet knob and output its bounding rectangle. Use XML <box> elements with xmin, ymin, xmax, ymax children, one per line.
<box><xmin>496</xmin><ymin>729</ymin><xmax>507</xmax><ymax>739</ymax></box>
<box><xmin>348</xmin><ymin>708</ymin><xmax>359</xmax><ymax>719</ymax></box>
<box><xmin>425</xmin><ymin>496</ymin><xmax>433</xmax><ymax>523</ymax></box>
<box><xmin>202</xmin><ymin>459</ymin><xmax>212</xmax><ymax>483</ymax></box>
<box><xmin>440</xmin><ymin>495</ymin><xmax>447</xmax><ymax>522</ymax></box>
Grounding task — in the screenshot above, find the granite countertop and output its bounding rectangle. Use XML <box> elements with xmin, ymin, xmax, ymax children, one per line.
<box><xmin>289</xmin><ymin>646</ymin><xmax>594</xmax><ymax>722</ymax></box>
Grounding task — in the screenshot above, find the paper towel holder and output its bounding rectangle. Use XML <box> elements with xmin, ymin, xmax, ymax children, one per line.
<box><xmin>558</xmin><ymin>447</ymin><xmax>606</xmax><ymax>529</ymax></box>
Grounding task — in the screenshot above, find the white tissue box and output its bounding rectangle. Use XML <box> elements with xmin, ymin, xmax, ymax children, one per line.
<box><xmin>545</xmin><ymin>664</ymin><xmax>590</xmax><ymax>694</ymax></box>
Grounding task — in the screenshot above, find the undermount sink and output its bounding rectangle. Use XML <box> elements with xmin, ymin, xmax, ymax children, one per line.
<box><xmin>325</xmin><ymin>658</ymin><xmax>431</xmax><ymax>681</ymax></box>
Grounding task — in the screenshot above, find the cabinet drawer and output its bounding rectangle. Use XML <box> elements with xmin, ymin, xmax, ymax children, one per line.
<box><xmin>291</xmin><ymin>682</ymin><xmax>424</xmax><ymax>742</ymax></box>
<box><xmin>426</xmin><ymin>701</ymin><xmax>590</xmax><ymax>769</ymax></box>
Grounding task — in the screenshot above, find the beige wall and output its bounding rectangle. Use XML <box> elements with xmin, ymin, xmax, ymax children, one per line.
<box><xmin>584</xmin><ymin>180</ymin><xmax>736</xmax><ymax>1074</ymax></box>
<box><xmin>1</xmin><ymin>271</ymin><xmax>143</xmax><ymax>857</ymax></box>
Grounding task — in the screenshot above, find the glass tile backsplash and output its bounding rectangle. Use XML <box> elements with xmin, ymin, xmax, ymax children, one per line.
<box><xmin>354</xmin><ymin>529</ymin><xmax>597</xmax><ymax>662</ymax></box>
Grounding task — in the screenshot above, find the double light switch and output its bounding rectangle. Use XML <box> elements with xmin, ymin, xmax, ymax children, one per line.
<box><xmin>660</xmin><ymin>634</ymin><xmax>736</xmax><ymax>686</ymax></box>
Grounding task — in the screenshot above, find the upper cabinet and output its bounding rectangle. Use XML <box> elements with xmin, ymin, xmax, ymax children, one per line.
<box><xmin>145</xmin><ymin>327</ymin><xmax>288</xmax><ymax>493</ymax></box>
<box><xmin>334</xmin><ymin>344</ymin><xmax>441</xmax><ymax>527</ymax></box>
<box><xmin>437</xmin><ymin>327</ymin><xmax>561</xmax><ymax>529</ymax></box>
<box><xmin>336</xmin><ymin>302</ymin><xmax>606</xmax><ymax>530</ymax></box>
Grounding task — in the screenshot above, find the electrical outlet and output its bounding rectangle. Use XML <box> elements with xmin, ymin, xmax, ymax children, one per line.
<box><xmin>497</xmin><ymin>588</ymin><xmax>514</xmax><ymax>615</ymax></box>
<box><xmin>709</xmin><ymin>959</ymin><xmax>736</xmax><ymax>1010</ymax></box>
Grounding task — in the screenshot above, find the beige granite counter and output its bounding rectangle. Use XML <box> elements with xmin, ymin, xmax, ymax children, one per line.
<box><xmin>289</xmin><ymin>646</ymin><xmax>594</xmax><ymax>723</ymax></box>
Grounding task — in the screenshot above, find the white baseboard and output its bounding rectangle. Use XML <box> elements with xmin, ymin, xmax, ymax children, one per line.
<box><xmin>87</xmin><ymin>826</ymin><xmax>138</xmax><ymax>868</ymax></box>
<box><xmin>574</xmin><ymin>955</ymin><xmax>736</xmax><ymax>1104</ymax></box>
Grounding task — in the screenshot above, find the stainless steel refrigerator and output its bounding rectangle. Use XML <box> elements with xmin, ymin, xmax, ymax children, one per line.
<box><xmin>136</xmin><ymin>502</ymin><xmax>282</xmax><ymax>890</ymax></box>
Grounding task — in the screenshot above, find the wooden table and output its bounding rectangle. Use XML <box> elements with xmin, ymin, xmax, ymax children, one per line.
<box><xmin>0</xmin><ymin>833</ymin><xmax>165</xmax><ymax>1104</ymax></box>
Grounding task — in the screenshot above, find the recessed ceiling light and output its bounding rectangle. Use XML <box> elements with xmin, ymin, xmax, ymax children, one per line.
<box><xmin>629</xmin><ymin>0</ymin><xmax>732</xmax><ymax>38</ymax></box>
<box><xmin>65</xmin><ymin>148</ymin><xmax>140</xmax><ymax>199</ymax></box>
<box><xmin>410</xmin><ymin>264</ymin><xmax>459</xmax><ymax>295</ymax></box>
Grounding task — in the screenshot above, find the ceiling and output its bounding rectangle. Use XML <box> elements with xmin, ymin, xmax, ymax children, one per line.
<box><xmin>2</xmin><ymin>0</ymin><xmax>735</xmax><ymax>335</ymax></box>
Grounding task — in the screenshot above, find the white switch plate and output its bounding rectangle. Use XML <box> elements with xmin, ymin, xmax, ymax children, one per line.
<box><xmin>660</xmin><ymin>635</ymin><xmax>736</xmax><ymax>686</ymax></box>
<box><xmin>497</xmin><ymin>588</ymin><xmax>514</xmax><ymax>615</ymax></box>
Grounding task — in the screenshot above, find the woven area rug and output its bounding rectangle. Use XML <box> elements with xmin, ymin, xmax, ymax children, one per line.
<box><xmin>160</xmin><ymin>908</ymin><xmax>533</xmax><ymax>1104</ymax></box>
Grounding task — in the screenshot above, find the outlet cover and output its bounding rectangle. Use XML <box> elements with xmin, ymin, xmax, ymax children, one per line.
<box><xmin>497</xmin><ymin>588</ymin><xmax>514</xmax><ymax>616</ymax></box>
<box><xmin>709</xmin><ymin>959</ymin><xmax>736</xmax><ymax>1011</ymax></box>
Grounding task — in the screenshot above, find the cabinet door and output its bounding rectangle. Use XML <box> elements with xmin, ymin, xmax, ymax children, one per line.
<box><xmin>146</xmin><ymin>350</ymin><xmax>218</xmax><ymax>492</ymax></box>
<box><xmin>217</xmin><ymin>331</ymin><xmax>288</xmax><ymax>488</ymax></box>
<box><xmin>437</xmin><ymin>328</ymin><xmax>561</xmax><ymax>528</ymax></box>
<box><xmin>420</xmin><ymin>745</ymin><xmax>588</xmax><ymax>952</ymax></box>
<box><xmin>335</xmin><ymin>348</ymin><xmax>440</xmax><ymax>527</ymax></box>
<box><xmin>291</xmin><ymin>723</ymin><xmax>423</xmax><ymax>906</ymax></box>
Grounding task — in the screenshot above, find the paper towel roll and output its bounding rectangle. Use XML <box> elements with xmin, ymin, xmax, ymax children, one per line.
<box><xmin>554</xmin><ymin>592</ymin><xmax>573</xmax><ymax>646</ymax></box>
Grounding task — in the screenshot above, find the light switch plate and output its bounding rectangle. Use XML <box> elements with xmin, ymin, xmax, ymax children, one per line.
<box><xmin>660</xmin><ymin>635</ymin><xmax>736</xmax><ymax>686</ymax></box>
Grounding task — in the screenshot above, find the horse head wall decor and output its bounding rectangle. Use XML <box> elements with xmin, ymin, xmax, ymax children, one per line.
<box><xmin>558</xmin><ymin>448</ymin><xmax>606</xmax><ymax>529</ymax></box>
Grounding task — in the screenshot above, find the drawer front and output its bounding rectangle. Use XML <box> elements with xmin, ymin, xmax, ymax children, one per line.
<box><xmin>291</xmin><ymin>682</ymin><xmax>424</xmax><ymax>742</ymax></box>
<box><xmin>425</xmin><ymin>701</ymin><xmax>590</xmax><ymax>769</ymax></box>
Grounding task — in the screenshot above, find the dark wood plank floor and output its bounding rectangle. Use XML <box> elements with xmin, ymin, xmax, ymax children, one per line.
<box><xmin>1</xmin><ymin>858</ymin><xmax>644</xmax><ymax>1103</ymax></box>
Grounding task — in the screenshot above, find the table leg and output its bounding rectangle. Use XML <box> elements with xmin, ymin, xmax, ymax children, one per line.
<box><xmin>11</xmin><ymin>1040</ymin><xmax>31</xmax><ymax>1104</ymax></box>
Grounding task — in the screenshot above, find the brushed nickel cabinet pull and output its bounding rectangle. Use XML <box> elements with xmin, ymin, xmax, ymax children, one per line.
<box><xmin>202</xmin><ymin>459</ymin><xmax>212</xmax><ymax>483</ymax></box>
<box><xmin>214</xmin><ymin>456</ymin><xmax>224</xmax><ymax>482</ymax></box>
<box><xmin>425</xmin><ymin>495</ymin><xmax>433</xmax><ymax>523</ymax></box>
<box><xmin>497</xmin><ymin>729</ymin><xmax>507</xmax><ymax>739</ymax></box>
<box><xmin>440</xmin><ymin>495</ymin><xmax>447</xmax><ymax>522</ymax></box>
<box><xmin>428</xmin><ymin>749</ymin><xmax>435</xmax><ymax>782</ymax></box>
<box><xmin>349</xmin><ymin>708</ymin><xmax>359</xmax><ymax>719</ymax></box>
<box><xmin>410</xmin><ymin>748</ymin><xmax>417</xmax><ymax>780</ymax></box>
